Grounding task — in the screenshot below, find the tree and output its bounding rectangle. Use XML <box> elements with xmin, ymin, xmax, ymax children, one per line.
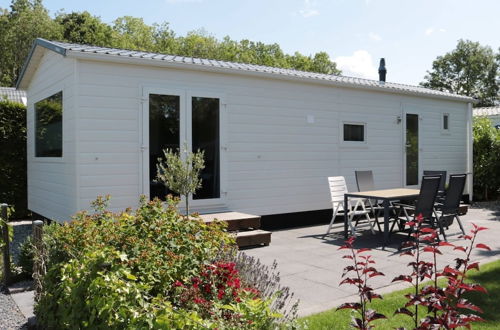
<box><xmin>55</xmin><ymin>11</ymin><xmax>114</xmax><ymax>46</ymax></box>
<box><xmin>0</xmin><ymin>0</ymin><xmax>60</xmax><ymax>86</ymax></box>
<box><xmin>112</xmin><ymin>16</ymin><xmax>154</xmax><ymax>50</ymax></box>
<box><xmin>421</xmin><ymin>40</ymin><xmax>499</xmax><ymax>107</ymax></box>
<box><xmin>156</xmin><ymin>147</ymin><xmax>205</xmax><ymax>217</ymax></box>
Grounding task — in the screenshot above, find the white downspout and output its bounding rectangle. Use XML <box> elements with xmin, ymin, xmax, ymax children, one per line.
<box><xmin>466</xmin><ymin>102</ymin><xmax>473</xmax><ymax>202</ymax></box>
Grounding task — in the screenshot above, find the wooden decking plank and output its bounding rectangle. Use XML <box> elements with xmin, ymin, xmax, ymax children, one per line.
<box><xmin>199</xmin><ymin>211</ymin><xmax>261</xmax><ymax>231</ymax></box>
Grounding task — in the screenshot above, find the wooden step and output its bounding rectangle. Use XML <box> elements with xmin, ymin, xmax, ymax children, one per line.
<box><xmin>458</xmin><ymin>204</ymin><xmax>469</xmax><ymax>216</ymax></box>
<box><xmin>236</xmin><ymin>229</ymin><xmax>272</xmax><ymax>248</ymax></box>
<box><xmin>199</xmin><ymin>212</ymin><xmax>261</xmax><ymax>231</ymax></box>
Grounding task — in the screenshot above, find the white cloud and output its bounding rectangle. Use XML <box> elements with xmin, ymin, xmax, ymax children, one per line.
<box><xmin>298</xmin><ymin>0</ymin><xmax>320</xmax><ymax>18</ymax></box>
<box><xmin>425</xmin><ymin>27</ymin><xmax>446</xmax><ymax>36</ymax></box>
<box><xmin>368</xmin><ymin>32</ymin><xmax>382</xmax><ymax>41</ymax></box>
<box><xmin>334</xmin><ymin>50</ymin><xmax>378</xmax><ymax>80</ymax></box>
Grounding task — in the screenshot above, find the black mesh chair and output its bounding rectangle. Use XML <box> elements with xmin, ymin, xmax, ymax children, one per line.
<box><xmin>423</xmin><ymin>170</ymin><xmax>447</xmax><ymax>199</ymax></box>
<box><xmin>391</xmin><ymin>175</ymin><xmax>441</xmax><ymax>234</ymax></box>
<box><xmin>434</xmin><ymin>174</ymin><xmax>467</xmax><ymax>241</ymax></box>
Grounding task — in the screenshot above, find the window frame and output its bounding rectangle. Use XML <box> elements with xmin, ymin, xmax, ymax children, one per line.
<box><xmin>442</xmin><ymin>113</ymin><xmax>450</xmax><ymax>133</ymax></box>
<box><xmin>33</xmin><ymin>90</ymin><xmax>64</xmax><ymax>161</ymax></box>
<box><xmin>141</xmin><ymin>85</ymin><xmax>227</xmax><ymax>209</ymax></box>
<box><xmin>341</xmin><ymin>121</ymin><xmax>367</xmax><ymax>145</ymax></box>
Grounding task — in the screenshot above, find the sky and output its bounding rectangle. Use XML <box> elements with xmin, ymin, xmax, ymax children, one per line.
<box><xmin>2</xmin><ymin>0</ymin><xmax>499</xmax><ymax>85</ymax></box>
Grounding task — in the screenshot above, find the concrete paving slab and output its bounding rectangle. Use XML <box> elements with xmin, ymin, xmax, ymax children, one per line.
<box><xmin>244</xmin><ymin>206</ymin><xmax>500</xmax><ymax>317</ymax></box>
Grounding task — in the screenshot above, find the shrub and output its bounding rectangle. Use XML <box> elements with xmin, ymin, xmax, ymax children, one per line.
<box><xmin>18</xmin><ymin>236</ymin><xmax>34</xmax><ymax>278</ymax></box>
<box><xmin>392</xmin><ymin>214</ymin><xmax>489</xmax><ymax>328</ymax></box>
<box><xmin>35</xmin><ymin>196</ymin><xmax>297</xmax><ymax>329</ymax></box>
<box><xmin>473</xmin><ymin>116</ymin><xmax>500</xmax><ymax>200</ymax></box>
<box><xmin>0</xmin><ymin>100</ymin><xmax>27</xmax><ymax>218</ymax></box>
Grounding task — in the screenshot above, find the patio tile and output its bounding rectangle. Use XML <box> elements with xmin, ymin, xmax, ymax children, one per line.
<box><xmin>244</xmin><ymin>206</ymin><xmax>500</xmax><ymax>317</ymax></box>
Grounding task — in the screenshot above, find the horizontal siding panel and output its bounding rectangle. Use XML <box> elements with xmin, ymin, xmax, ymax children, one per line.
<box><xmin>79</xmin><ymin>130</ymin><xmax>138</xmax><ymax>142</ymax></box>
<box><xmin>80</xmin><ymin>153</ymin><xmax>139</xmax><ymax>164</ymax></box>
<box><xmin>79</xmin><ymin>107</ymin><xmax>138</xmax><ymax>120</ymax></box>
<box><xmin>80</xmin><ymin>163</ymin><xmax>139</xmax><ymax>175</ymax></box>
<box><xmin>79</xmin><ymin>142</ymin><xmax>138</xmax><ymax>153</ymax></box>
<box><xmin>80</xmin><ymin>174</ymin><xmax>138</xmax><ymax>187</ymax></box>
<box><xmin>69</xmin><ymin>59</ymin><xmax>469</xmax><ymax>219</ymax></box>
<box><xmin>78</xmin><ymin>118</ymin><xmax>138</xmax><ymax>131</ymax></box>
<box><xmin>80</xmin><ymin>185</ymin><xmax>140</xmax><ymax>199</ymax></box>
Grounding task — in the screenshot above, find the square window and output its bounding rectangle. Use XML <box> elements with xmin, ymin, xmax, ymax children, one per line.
<box><xmin>443</xmin><ymin>113</ymin><xmax>449</xmax><ymax>130</ymax></box>
<box><xmin>343</xmin><ymin>123</ymin><xmax>365</xmax><ymax>142</ymax></box>
<box><xmin>35</xmin><ymin>91</ymin><xmax>63</xmax><ymax>157</ymax></box>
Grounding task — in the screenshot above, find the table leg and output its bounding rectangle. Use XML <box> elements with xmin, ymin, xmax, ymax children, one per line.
<box><xmin>383</xmin><ymin>199</ymin><xmax>390</xmax><ymax>248</ymax></box>
<box><xmin>344</xmin><ymin>194</ymin><xmax>348</xmax><ymax>238</ymax></box>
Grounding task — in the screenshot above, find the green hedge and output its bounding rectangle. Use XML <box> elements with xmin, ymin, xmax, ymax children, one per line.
<box><xmin>473</xmin><ymin>117</ymin><xmax>500</xmax><ymax>201</ymax></box>
<box><xmin>0</xmin><ymin>100</ymin><xmax>27</xmax><ymax>218</ymax></box>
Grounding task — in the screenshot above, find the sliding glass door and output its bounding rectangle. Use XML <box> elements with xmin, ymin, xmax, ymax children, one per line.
<box><xmin>142</xmin><ymin>88</ymin><xmax>224</xmax><ymax>204</ymax></box>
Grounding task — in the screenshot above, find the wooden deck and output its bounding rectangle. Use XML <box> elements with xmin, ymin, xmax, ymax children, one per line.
<box><xmin>199</xmin><ymin>212</ymin><xmax>271</xmax><ymax>248</ymax></box>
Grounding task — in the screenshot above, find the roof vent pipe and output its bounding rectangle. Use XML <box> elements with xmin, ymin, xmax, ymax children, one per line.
<box><xmin>378</xmin><ymin>58</ymin><xmax>387</xmax><ymax>82</ymax></box>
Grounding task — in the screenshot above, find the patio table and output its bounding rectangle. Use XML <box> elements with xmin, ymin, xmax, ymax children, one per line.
<box><xmin>344</xmin><ymin>188</ymin><xmax>420</xmax><ymax>247</ymax></box>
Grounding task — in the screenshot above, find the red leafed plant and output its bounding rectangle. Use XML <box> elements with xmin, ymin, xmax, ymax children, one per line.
<box><xmin>392</xmin><ymin>214</ymin><xmax>490</xmax><ymax>329</ymax></box>
<box><xmin>173</xmin><ymin>261</ymin><xmax>260</xmax><ymax>319</ymax></box>
<box><xmin>337</xmin><ymin>236</ymin><xmax>386</xmax><ymax>329</ymax></box>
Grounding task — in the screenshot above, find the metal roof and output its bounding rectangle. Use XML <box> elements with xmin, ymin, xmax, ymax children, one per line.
<box><xmin>473</xmin><ymin>106</ymin><xmax>500</xmax><ymax>116</ymax></box>
<box><xmin>16</xmin><ymin>39</ymin><xmax>475</xmax><ymax>103</ymax></box>
<box><xmin>0</xmin><ymin>87</ymin><xmax>27</xmax><ymax>105</ymax></box>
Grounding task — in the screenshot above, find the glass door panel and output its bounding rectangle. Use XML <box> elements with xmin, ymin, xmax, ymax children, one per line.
<box><xmin>192</xmin><ymin>97</ymin><xmax>220</xmax><ymax>200</ymax></box>
<box><xmin>149</xmin><ymin>94</ymin><xmax>180</xmax><ymax>200</ymax></box>
<box><xmin>405</xmin><ymin>114</ymin><xmax>419</xmax><ymax>186</ymax></box>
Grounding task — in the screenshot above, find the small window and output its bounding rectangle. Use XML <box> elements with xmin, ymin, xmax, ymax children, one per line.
<box><xmin>443</xmin><ymin>113</ymin><xmax>449</xmax><ymax>131</ymax></box>
<box><xmin>343</xmin><ymin>123</ymin><xmax>365</xmax><ymax>142</ymax></box>
<box><xmin>35</xmin><ymin>91</ymin><xmax>63</xmax><ymax>157</ymax></box>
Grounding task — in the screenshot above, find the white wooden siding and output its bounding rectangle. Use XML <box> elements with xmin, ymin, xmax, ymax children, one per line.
<box><xmin>26</xmin><ymin>52</ymin><xmax>77</xmax><ymax>221</ymax></box>
<box><xmin>73</xmin><ymin>59</ymin><xmax>468</xmax><ymax>218</ymax></box>
<box><xmin>26</xmin><ymin>53</ymin><xmax>469</xmax><ymax>221</ymax></box>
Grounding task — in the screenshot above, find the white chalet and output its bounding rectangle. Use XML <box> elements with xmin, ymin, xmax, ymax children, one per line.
<box><xmin>17</xmin><ymin>39</ymin><xmax>474</xmax><ymax>223</ymax></box>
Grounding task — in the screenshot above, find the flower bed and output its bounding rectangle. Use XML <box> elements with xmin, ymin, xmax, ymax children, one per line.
<box><xmin>34</xmin><ymin>196</ymin><xmax>297</xmax><ymax>329</ymax></box>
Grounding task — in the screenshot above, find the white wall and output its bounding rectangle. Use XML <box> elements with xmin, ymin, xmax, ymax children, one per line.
<box><xmin>73</xmin><ymin>59</ymin><xmax>469</xmax><ymax>218</ymax></box>
<box><xmin>27</xmin><ymin>51</ymin><xmax>78</xmax><ymax>221</ymax></box>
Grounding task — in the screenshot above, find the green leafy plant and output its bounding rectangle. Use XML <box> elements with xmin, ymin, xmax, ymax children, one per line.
<box><xmin>473</xmin><ymin>116</ymin><xmax>500</xmax><ymax>200</ymax></box>
<box><xmin>0</xmin><ymin>100</ymin><xmax>27</xmax><ymax>218</ymax></box>
<box><xmin>34</xmin><ymin>196</ymin><xmax>295</xmax><ymax>329</ymax></box>
<box><xmin>156</xmin><ymin>146</ymin><xmax>205</xmax><ymax>216</ymax></box>
<box><xmin>18</xmin><ymin>236</ymin><xmax>34</xmax><ymax>277</ymax></box>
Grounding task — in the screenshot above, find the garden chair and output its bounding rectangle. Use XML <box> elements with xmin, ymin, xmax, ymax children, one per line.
<box><xmin>433</xmin><ymin>174</ymin><xmax>467</xmax><ymax>241</ymax></box>
<box><xmin>423</xmin><ymin>170</ymin><xmax>447</xmax><ymax>200</ymax></box>
<box><xmin>323</xmin><ymin>176</ymin><xmax>376</xmax><ymax>238</ymax></box>
<box><xmin>390</xmin><ymin>175</ymin><xmax>441</xmax><ymax>235</ymax></box>
<box><xmin>355</xmin><ymin>170</ymin><xmax>383</xmax><ymax>231</ymax></box>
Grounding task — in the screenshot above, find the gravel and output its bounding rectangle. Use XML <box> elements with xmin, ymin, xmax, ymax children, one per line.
<box><xmin>0</xmin><ymin>286</ymin><xmax>27</xmax><ymax>330</ymax></box>
<box><xmin>1</xmin><ymin>221</ymin><xmax>32</xmax><ymax>329</ymax></box>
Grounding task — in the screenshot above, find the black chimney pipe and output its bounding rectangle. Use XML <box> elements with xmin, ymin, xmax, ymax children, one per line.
<box><xmin>378</xmin><ymin>58</ymin><xmax>387</xmax><ymax>82</ymax></box>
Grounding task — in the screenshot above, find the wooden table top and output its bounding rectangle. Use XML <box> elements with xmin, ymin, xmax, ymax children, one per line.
<box><xmin>346</xmin><ymin>188</ymin><xmax>420</xmax><ymax>200</ymax></box>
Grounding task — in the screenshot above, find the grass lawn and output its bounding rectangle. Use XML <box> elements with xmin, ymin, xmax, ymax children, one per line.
<box><xmin>300</xmin><ymin>259</ymin><xmax>500</xmax><ymax>329</ymax></box>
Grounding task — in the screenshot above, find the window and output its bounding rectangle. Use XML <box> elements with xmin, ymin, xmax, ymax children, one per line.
<box><xmin>443</xmin><ymin>113</ymin><xmax>449</xmax><ymax>131</ymax></box>
<box><xmin>192</xmin><ymin>96</ymin><xmax>220</xmax><ymax>200</ymax></box>
<box><xmin>35</xmin><ymin>91</ymin><xmax>63</xmax><ymax>157</ymax></box>
<box><xmin>343</xmin><ymin>123</ymin><xmax>365</xmax><ymax>142</ymax></box>
<box><xmin>147</xmin><ymin>92</ymin><xmax>221</xmax><ymax>201</ymax></box>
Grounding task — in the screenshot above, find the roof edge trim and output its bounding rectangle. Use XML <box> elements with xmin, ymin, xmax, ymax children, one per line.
<box><xmin>67</xmin><ymin>50</ymin><xmax>475</xmax><ymax>103</ymax></box>
<box><xmin>15</xmin><ymin>38</ymin><xmax>67</xmax><ymax>89</ymax></box>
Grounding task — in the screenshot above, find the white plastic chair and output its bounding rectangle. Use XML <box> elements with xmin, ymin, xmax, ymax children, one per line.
<box><xmin>323</xmin><ymin>176</ymin><xmax>375</xmax><ymax>237</ymax></box>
